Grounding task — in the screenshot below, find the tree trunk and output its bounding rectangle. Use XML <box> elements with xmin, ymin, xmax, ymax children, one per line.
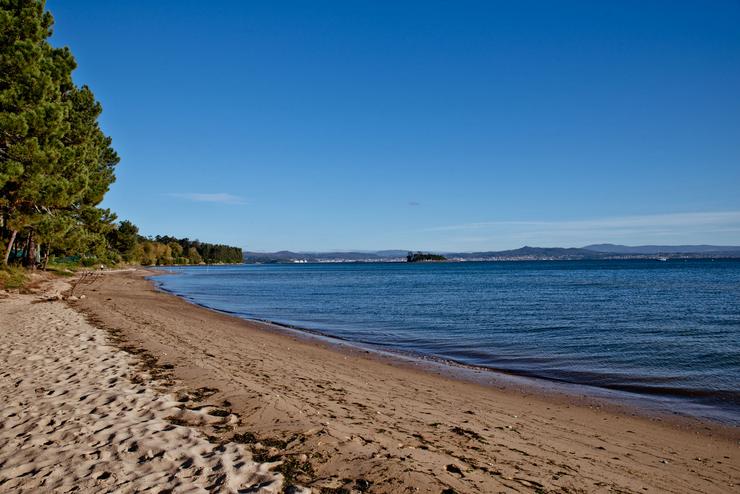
<box><xmin>24</xmin><ymin>231</ymin><xmax>36</xmax><ymax>269</ymax></box>
<box><xmin>3</xmin><ymin>230</ymin><xmax>17</xmax><ymax>265</ymax></box>
<box><xmin>42</xmin><ymin>246</ymin><xmax>50</xmax><ymax>270</ymax></box>
<box><xmin>21</xmin><ymin>232</ymin><xmax>29</xmax><ymax>263</ymax></box>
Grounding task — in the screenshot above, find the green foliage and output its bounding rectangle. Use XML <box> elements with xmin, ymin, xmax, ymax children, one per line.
<box><xmin>1</xmin><ymin>0</ymin><xmax>119</xmax><ymax>267</ymax></box>
<box><xmin>104</xmin><ymin>225</ymin><xmax>242</xmax><ymax>266</ymax></box>
<box><xmin>187</xmin><ymin>246</ymin><xmax>202</xmax><ymax>264</ymax></box>
<box><xmin>0</xmin><ymin>265</ymin><xmax>27</xmax><ymax>289</ymax></box>
<box><xmin>152</xmin><ymin>235</ymin><xmax>242</xmax><ymax>264</ymax></box>
<box><xmin>107</xmin><ymin>219</ymin><xmax>139</xmax><ymax>262</ymax></box>
<box><xmin>45</xmin><ymin>258</ymin><xmax>79</xmax><ymax>276</ymax></box>
<box><xmin>1</xmin><ymin>3</ymin><xmax>240</xmax><ymax>269</ymax></box>
<box><xmin>406</xmin><ymin>252</ymin><xmax>447</xmax><ymax>262</ymax></box>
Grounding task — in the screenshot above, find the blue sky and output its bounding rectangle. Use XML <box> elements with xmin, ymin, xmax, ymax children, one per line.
<box><xmin>47</xmin><ymin>0</ymin><xmax>740</xmax><ymax>251</ymax></box>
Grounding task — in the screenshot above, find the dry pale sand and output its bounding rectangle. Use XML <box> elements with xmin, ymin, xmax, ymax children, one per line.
<box><xmin>0</xmin><ymin>277</ymin><xmax>305</xmax><ymax>493</ymax></box>
<box><xmin>60</xmin><ymin>269</ymin><xmax>738</xmax><ymax>494</ymax></box>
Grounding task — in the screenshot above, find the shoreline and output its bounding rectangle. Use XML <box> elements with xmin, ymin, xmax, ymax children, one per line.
<box><xmin>71</xmin><ymin>268</ymin><xmax>739</xmax><ymax>493</ymax></box>
<box><xmin>149</xmin><ymin>269</ymin><xmax>740</xmax><ymax>428</ymax></box>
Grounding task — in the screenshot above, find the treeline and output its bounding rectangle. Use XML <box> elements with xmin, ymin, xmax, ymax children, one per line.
<box><xmin>0</xmin><ymin>2</ymin><xmax>242</xmax><ymax>269</ymax></box>
<box><xmin>150</xmin><ymin>235</ymin><xmax>242</xmax><ymax>265</ymax></box>
<box><xmin>406</xmin><ymin>252</ymin><xmax>447</xmax><ymax>262</ymax></box>
<box><xmin>1</xmin><ymin>1</ymin><xmax>119</xmax><ymax>268</ymax></box>
<box><xmin>107</xmin><ymin>221</ymin><xmax>242</xmax><ymax>266</ymax></box>
<box><xmin>110</xmin><ymin>224</ymin><xmax>242</xmax><ymax>266</ymax></box>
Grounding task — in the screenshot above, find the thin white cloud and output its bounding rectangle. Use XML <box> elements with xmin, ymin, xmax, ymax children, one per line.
<box><xmin>168</xmin><ymin>192</ymin><xmax>247</xmax><ymax>205</ymax></box>
<box><xmin>416</xmin><ymin>211</ymin><xmax>740</xmax><ymax>250</ymax></box>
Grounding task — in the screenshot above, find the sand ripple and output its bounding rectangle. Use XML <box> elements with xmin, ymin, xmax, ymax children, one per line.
<box><xmin>0</xmin><ymin>293</ymin><xmax>287</xmax><ymax>493</ymax></box>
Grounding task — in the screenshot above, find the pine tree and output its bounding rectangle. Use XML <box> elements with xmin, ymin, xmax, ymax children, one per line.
<box><xmin>107</xmin><ymin>220</ymin><xmax>139</xmax><ymax>262</ymax></box>
<box><xmin>1</xmin><ymin>0</ymin><xmax>118</xmax><ymax>266</ymax></box>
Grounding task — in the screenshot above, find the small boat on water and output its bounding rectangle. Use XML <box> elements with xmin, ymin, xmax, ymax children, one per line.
<box><xmin>658</xmin><ymin>257</ymin><xmax>668</xmax><ymax>261</ymax></box>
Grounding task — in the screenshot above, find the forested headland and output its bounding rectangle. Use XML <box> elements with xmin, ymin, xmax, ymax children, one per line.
<box><xmin>0</xmin><ymin>1</ymin><xmax>241</xmax><ymax>278</ymax></box>
<box><xmin>119</xmin><ymin>228</ymin><xmax>244</xmax><ymax>266</ymax></box>
<box><xmin>406</xmin><ymin>252</ymin><xmax>447</xmax><ymax>262</ymax></box>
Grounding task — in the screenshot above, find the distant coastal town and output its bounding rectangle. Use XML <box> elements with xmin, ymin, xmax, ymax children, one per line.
<box><xmin>242</xmin><ymin>244</ymin><xmax>740</xmax><ymax>264</ymax></box>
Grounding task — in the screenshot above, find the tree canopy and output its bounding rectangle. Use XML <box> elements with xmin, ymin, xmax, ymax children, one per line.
<box><xmin>129</xmin><ymin>234</ymin><xmax>242</xmax><ymax>266</ymax></box>
<box><xmin>1</xmin><ymin>0</ymin><xmax>119</xmax><ymax>267</ymax></box>
<box><xmin>406</xmin><ymin>252</ymin><xmax>447</xmax><ymax>262</ymax></box>
<box><xmin>1</xmin><ymin>1</ymin><xmax>243</xmax><ymax>269</ymax></box>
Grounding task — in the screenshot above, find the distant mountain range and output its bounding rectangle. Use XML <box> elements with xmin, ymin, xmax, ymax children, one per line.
<box><xmin>243</xmin><ymin>244</ymin><xmax>740</xmax><ymax>263</ymax></box>
<box><xmin>243</xmin><ymin>250</ymin><xmax>409</xmax><ymax>263</ymax></box>
<box><xmin>583</xmin><ymin>244</ymin><xmax>740</xmax><ymax>254</ymax></box>
<box><xmin>446</xmin><ymin>246</ymin><xmax>597</xmax><ymax>260</ymax></box>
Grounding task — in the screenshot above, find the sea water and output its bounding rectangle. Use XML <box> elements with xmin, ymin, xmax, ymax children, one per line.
<box><xmin>151</xmin><ymin>259</ymin><xmax>740</xmax><ymax>424</ymax></box>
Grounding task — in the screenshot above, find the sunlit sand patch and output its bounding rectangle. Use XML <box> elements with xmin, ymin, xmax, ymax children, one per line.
<box><xmin>0</xmin><ymin>291</ymin><xmax>304</xmax><ymax>493</ymax></box>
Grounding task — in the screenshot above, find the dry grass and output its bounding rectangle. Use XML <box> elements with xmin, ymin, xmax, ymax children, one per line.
<box><xmin>0</xmin><ymin>266</ymin><xmax>28</xmax><ymax>290</ymax></box>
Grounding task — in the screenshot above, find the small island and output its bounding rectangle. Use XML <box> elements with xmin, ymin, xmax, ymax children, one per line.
<box><xmin>406</xmin><ymin>252</ymin><xmax>447</xmax><ymax>262</ymax></box>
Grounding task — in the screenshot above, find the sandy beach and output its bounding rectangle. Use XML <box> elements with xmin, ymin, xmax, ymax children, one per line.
<box><xmin>0</xmin><ymin>275</ymin><xmax>295</xmax><ymax>493</ymax></box>
<box><xmin>2</xmin><ymin>269</ymin><xmax>737</xmax><ymax>493</ymax></box>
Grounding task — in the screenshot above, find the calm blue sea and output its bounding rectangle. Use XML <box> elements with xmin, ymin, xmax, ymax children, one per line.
<box><xmin>151</xmin><ymin>260</ymin><xmax>740</xmax><ymax>424</ymax></box>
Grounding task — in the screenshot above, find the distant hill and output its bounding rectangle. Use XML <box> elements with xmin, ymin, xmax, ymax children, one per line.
<box><xmin>244</xmin><ymin>247</ymin><xmax>603</xmax><ymax>263</ymax></box>
<box><xmin>243</xmin><ymin>250</ymin><xmax>407</xmax><ymax>263</ymax></box>
<box><xmin>447</xmin><ymin>246</ymin><xmax>601</xmax><ymax>260</ymax></box>
<box><xmin>373</xmin><ymin>250</ymin><xmax>410</xmax><ymax>258</ymax></box>
<box><xmin>583</xmin><ymin>244</ymin><xmax>740</xmax><ymax>255</ymax></box>
<box><xmin>244</xmin><ymin>245</ymin><xmax>740</xmax><ymax>263</ymax></box>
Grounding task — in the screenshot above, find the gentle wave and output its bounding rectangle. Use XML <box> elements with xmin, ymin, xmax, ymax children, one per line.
<box><xmin>151</xmin><ymin>259</ymin><xmax>740</xmax><ymax>424</ymax></box>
